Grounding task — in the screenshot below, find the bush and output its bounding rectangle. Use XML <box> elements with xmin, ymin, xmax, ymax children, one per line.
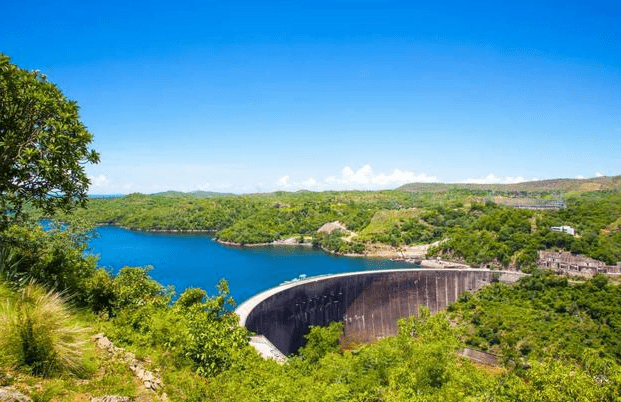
<box><xmin>0</xmin><ymin>282</ymin><xmax>88</xmax><ymax>376</ymax></box>
<box><xmin>298</xmin><ymin>322</ymin><xmax>343</xmax><ymax>364</ymax></box>
<box><xmin>0</xmin><ymin>222</ymin><xmax>97</xmax><ymax>301</ymax></box>
<box><xmin>84</xmin><ymin>268</ymin><xmax>116</xmax><ymax>316</ymax></box>
<box><xmin>113</xmin><ymin>266</ymin><xmax>172</xmax><ymax>310</ymax></box>
<box><xmin>176</xmin><ymin>280</ymin><xmax>248</xmax><ymax>377</ymax></box>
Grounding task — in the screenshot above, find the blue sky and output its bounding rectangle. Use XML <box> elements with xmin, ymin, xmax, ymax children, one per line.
<box><xmin>3</xmin><ymin>0</ymin><xmax>620</xmax><ymax>194</ymax></box>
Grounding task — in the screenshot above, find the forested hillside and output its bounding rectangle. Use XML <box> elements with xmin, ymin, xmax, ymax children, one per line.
<box><xmin>61</xmin><ymin>186</ymin><xmax>621</xmax><ymax>267</ymax></box>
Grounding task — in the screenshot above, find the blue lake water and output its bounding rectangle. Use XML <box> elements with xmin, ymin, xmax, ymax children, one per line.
<box><xmin>88</xmin><ymin>226</ymin><xmax>409</xmax><ymax>305</ymax></box>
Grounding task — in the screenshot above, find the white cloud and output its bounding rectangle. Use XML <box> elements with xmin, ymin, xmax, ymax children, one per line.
<box><xmin>301</xmin><ymin>178</ymin><xmax>317</xmax><ymax>187</ymax></box>
<box><xmin>194</xmin><ymin>182</ymin><xmax>232</xmax><ymax>191</ymax></box>
<box><xmin>595</xmin><ymin>172</ymin><xmax>604</xmax><ymax>177</ymax></box>
<box><xmin>89</xmin><ymin>174</ymin><xmax>109</xmax><ymax>188</ymax></box>
<box><xmin>279</xmin><ymin>165</ymin><xmax>436</xmax><ymax>191</ymax></box>
<box><xmin>461</xmin><ymin>174</ymin><xmax>527</xmax><ymax>184</ymax></box>
<box><xmin>327</xmin><ymin>164</ymin><xmax>436</xmax><ymax>187</ymax></box>
<box><xmin>276</xmin><ymin>175</ymin><xmax>318</xmax><ymax>190</ymax></box>
<box><xmin>277</xmin><ymin>175</ymin><xmax>291</xmax><ymax>186</ymax></box>
<box><xmin>575</xmin><ymin>175</ymin><xmax>585</xmax><ymax>179</ymax></box>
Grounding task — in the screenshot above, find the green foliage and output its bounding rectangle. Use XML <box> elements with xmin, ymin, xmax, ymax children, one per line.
<box><xmin>452</xmin><ymin>272</ymin><xmax>621</xmax><ymax>366</ymax></box>
<box><xmin>175</xmin><ymin>287</ymin><xmax>207</xmax><ymax>308</ymax></box>
<box><xmin>0</xmin><ymin>282</ymin><xmax>88</xmax><ymax>376</ymax></box>
<box><xmin>0</xmin><ymin>53</ymin><xmax>99</xmax><ymax>226</ymax></box>
<box><xmin>112</xmin><ymin>266</ymin><xmax>172</xmax><ymax>310</ymax></box>
<box><xmin>175</xmin><ymin>279</ymin><xmax>248</xmax><ymax>377</ymax></box>
<box><xmin>297</xmin><ymin>322</ymin><xmax>343</xmax><ymax>364</ymax></box>
<box><xmin>359</xmin><ymin>208</ymin><xmax>447</xmax><ymax>246</ymax></box>
<box><xmin>63</xmin><ymin>191</ymin><xmax>415</xmax><ymax>244</ymax></box>
<box><xmin>101</xmin><ymin>273</ymin><xmax>249</xmax><ymax>378</ymax></box>
<box><xmin>427</xmin><ymin>192</ymin><xmax>621</xmax><ymax>267</ymax></box>
<box><xmin>83</xmin><ymin>268</ymin><xmax>116</xmax><ymax>316</ymax></box>
<box><xmin>202</xmin><ymin>307</ymin><xmax>621</xmax><ymax>402</ymax></box>
<box><xmin>4</xmin><ymin>229</ymin><xmax>621</xmax><ymax>401</ymax></box>
<box><xmin>0</xmin><ymin>221</ymin><xmax>97</xmax><ymax>300</ymax></box>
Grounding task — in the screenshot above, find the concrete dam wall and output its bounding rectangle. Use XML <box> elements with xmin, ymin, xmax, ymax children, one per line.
<box><xmin>236</xmin><ymin>269</ymin><xmax>526</xmax><ymax>356</ymax></box>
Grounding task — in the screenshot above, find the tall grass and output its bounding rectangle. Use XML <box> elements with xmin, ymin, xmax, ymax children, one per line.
<box><xmin>0</xmin><ymin>282</ymin><xmax>88</xmax><ymax>376</ymax></box>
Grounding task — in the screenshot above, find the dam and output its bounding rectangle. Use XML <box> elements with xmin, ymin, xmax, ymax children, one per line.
<box><xmin>236</xmin><ymin>268</ymin><xmax>526</xmax><ymax>357</ymax></box>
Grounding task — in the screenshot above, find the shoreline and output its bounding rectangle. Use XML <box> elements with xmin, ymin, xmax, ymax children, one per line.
<box><xmin>217</xmin><ymin>238</ymin><xmax>314</xmax><ymax>248</ymax></box>
<box><xmin>216</xmin><ymin>237</ymin><xmax>470</xmax><ymax>269</ymax></box>
<box><xmin>95</xmin><ymin>222</ymin><xmax>217</xmax><ymax>234</ymax></box>
<box><xmin>93</xmin><ymin>223</ymin><xmax>470</xmax><ymax>269</ymax></box>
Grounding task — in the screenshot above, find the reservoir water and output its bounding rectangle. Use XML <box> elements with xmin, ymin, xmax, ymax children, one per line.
<box><xmin>89</xmin><ymin>226</ymin><xmax>408</xmax><ymax>304</ymax></box>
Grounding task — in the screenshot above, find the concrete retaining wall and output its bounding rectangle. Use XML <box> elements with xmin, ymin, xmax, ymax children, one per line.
<box><xmin>236</xmin><ymin>269</ymin><xmax>526</xmax><ymax>356</ymax></box>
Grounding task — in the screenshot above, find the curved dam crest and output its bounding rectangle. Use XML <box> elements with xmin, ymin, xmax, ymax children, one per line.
<box><xmin>236</xmin><ymin>268</ymin><xmax>527</xmax><ymax>357</ymax></box>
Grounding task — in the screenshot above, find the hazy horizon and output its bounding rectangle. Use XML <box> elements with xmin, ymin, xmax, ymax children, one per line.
<box><xmin>85</xmin><ymin>173</ymin><xmax>618</xmax><ymax>197</ymax></box>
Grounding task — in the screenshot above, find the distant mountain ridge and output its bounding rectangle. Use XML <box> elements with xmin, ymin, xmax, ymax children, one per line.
<box><xmin>397</xmin><ymin>175</ymin><xmax>621</xmax><ymax>194</ymax></box>
<box><xmin>103</xmin><ymin>176</ymin><xmax>621</xmax><ymax>198</ymax></box>
<box><xmin>151</xmin><ymin>190</ymin><xmax>236</xmax><ymax>198</ymax></box>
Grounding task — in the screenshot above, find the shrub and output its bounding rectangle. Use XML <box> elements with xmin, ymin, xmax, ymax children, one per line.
<box><xmin>298</xmin><ymin>322</ymin><xmax>343</xmax><ymax>364</ymax></box>
<box><xmin>113</xmin><ymin>266</ymin><xmax>172</xmax><ymax>310</ymax></box>
<box><xmin>175</xmin><ymin>287</ymin><xmax>207</xmax><ymax>309</ymax></box>
<box><xmin>178</xmin><ymin>280</ymin><xmax>248</xmax><ymax>377</ymax></box>
<box><xmin>0</xmin><ymin>222</ymin><xmax>97</xmax><ymax>300</ymax></box>
<box><xmin>84</xmin><ymin>268</ymin><xmax>116</xmax><ymax>316</ymax></box>
<box><xmin>0</xmin><ymin>282</ymin><xmax>88</xmax><ymax>376</ymax></box>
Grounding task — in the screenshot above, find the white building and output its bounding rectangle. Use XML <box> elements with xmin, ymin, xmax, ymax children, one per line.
<box><xmin>550</xmin><ymin>226</ymin><xmax>575</xmax><ymax>236</ymax></box>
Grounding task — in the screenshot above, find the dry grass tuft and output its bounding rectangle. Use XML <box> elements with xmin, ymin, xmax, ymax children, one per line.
<box><xmin>0</xmin><ymin>282</ymin><xmax>88</xmax><ymax>376</ymax></box>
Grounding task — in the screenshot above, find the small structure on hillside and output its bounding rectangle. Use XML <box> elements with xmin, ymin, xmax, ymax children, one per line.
<box><xmin>550</xmin><ymin>225</ymin><xmax>575</xmax><ymax>236</ymax></box>
<box><xmin>538</xmin><ymin>250</ymin><xmax>621</xmax><ymax>277</ymax></box>
<box><xmin>496</xmin><ymin>198</ymin><xmax>566</xmax><ymax>210</ymax></box>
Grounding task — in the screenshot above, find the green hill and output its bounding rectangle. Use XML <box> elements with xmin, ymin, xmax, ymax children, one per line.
<box><xmin>397</xmin><ymin>175</ymin><xmax>621</xmax><ymax>194</ymax></box>
<box><xmin>150</xmin><ymin>190</ymin><xmax>236</xmax><ymax>198</ymax></box>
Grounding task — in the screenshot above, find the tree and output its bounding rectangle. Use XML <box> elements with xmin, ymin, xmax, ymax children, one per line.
<box><xmin>0</xmin><ymin>53</ymin><xmax>99</xmax><ymax>226</ymax></box>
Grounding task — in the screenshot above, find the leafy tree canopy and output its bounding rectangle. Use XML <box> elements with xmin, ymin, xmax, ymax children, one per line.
<box><xmin>0</xmin><ymin>53</ymin><xmax>99</xmax><ymax>226</ymax></box>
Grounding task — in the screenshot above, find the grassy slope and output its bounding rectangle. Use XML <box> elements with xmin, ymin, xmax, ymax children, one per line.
<box><xmin>397</xmin><ymin>175</ymin><xmax>621</xmax><ymax>193</ymax></box>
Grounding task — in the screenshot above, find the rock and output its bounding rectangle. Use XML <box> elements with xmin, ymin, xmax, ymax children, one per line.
<box><xmin>93</xmin><ymin>333</ymin><xmax>116</xmax><ymax>352</ymax></box>
<box><xmin>316</xmin><ymin>221</ymin><xmax>348</xmax><ymax>235</ymax></box>
<box><xmin>0</xmin><ymin>388</ymin><xmax>32</xmax><ymax>402</ymax></box>
<box><xmin>93</xmin><ymin>334</ymin><xmax>163</xmax><ymax>392</ymax></box>
<box><xmin>90</xmin><ymin>396</ymin><xmax>131</xmax><ymax>402</ymax></box>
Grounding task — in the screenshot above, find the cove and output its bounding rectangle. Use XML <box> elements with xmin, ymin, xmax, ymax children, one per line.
<box><xmin>88</xmin><ymin>226</ymin><xmax>408</xmax><ymax>305</ymax></box>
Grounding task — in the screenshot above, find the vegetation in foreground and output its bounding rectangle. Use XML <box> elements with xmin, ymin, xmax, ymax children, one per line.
<box><xmin>5</xmin><ymin>254</ymin><xmax>621</xmax><ymax>401</ymax></box>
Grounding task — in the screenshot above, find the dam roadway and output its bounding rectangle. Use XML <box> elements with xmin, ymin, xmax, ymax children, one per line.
<box><xmin>236</xmin><ymin>268</ymin><xmax>527</xmax><ymax>357</ymax></box>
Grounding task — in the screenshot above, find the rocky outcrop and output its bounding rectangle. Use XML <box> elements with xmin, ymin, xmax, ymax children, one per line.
<box><xmin>316</xmin><ymin>221</ymin><xmax>349</xmax><ymax>235</ymax></box>
<box><xmin>90</xmin><ymin>397</ymin><xmax>131</xmax><ymax>402</ymax></box>
<box><xmin>93</xmin><ymin>334</ymin><xmax>164</xmax><ymax>394</ymax></box>
<box><xmin>0</xmin><ymin>388</ymin><xmax>32</xmax><ymax>402</ymax></box>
